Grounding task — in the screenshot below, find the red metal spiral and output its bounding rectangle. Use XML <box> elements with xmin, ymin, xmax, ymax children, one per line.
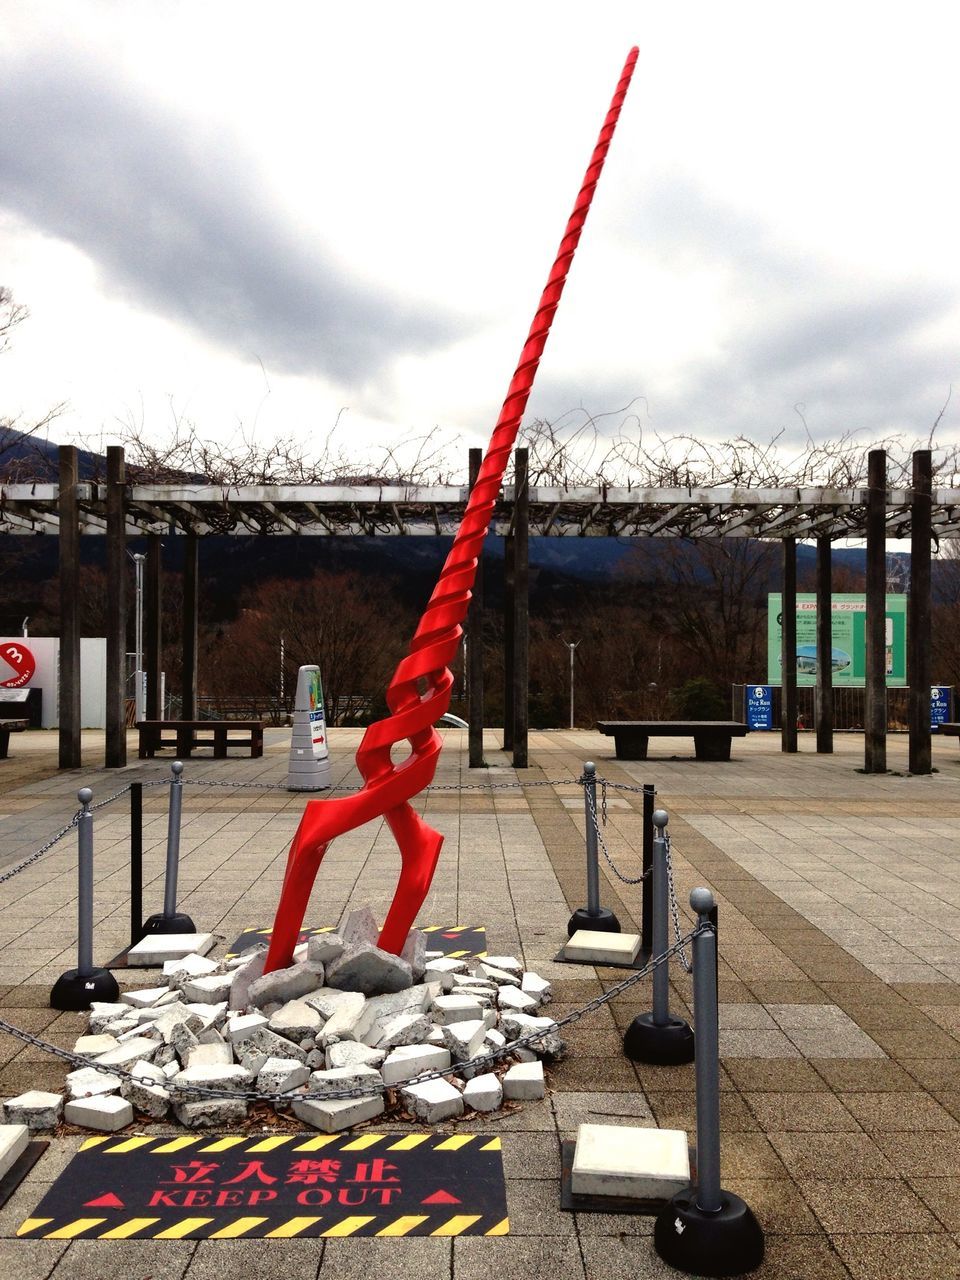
<box><xmin>264</xmin><ymin>48</ymin><xmax>639</xmax><ymax>972</ymax></box>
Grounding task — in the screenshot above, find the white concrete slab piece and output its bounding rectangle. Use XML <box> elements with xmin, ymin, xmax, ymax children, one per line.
<box><xmin>0</xmin><ymin>1124</ymin><xmax>29</xmax><ymax>1180</ymax></box>
<box><xmin>571</xmin><ymin>1123</ymin><xmax>690</xmax><ymax>1199</ymax></box>
<box><xmin>563</xmin><ymin>930</ymin><xmax>641</xmax><ymax>964</ymax></box>
<box><xmin>127</xmin><ymin>933</ymin><xmax>215</xmax><ymax>966</ymax></box>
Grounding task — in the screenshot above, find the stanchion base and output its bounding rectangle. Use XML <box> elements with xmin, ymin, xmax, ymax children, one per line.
<box><xmin>654</xmin><ymin>1189</ymin><xmax>764</xmax><ymax>1277</ymax></box>
<box><xmin>142</xmin><ymin>912</ymin><xmax>197</xmax><ymax>935</ymax></box>
<box><xmin>567</xmin><ymin>907</ymin><xmax>621</xmax><ymax>938</ymax></box>
<box><xmin>622</xmin><ymin>1011</ymin><xmax>695</xmax><ymax>1064</ymax></box>
<box><xmin>50</xmin><ymin>967</ymin><xmax>119</xmax><ymax>1011</ymax></box>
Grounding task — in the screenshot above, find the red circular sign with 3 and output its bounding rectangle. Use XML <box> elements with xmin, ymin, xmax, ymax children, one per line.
<box><xmin>0</xmin><ymin>641</ymin><xmax>36</xmax><ymax>688</ymax></box>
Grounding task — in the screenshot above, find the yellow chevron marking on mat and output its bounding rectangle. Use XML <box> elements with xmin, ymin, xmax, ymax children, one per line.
<box><xmin>151</xmin><ymin>1136</ymin><xmax>202</xmax><ymax>1154</ymax></box>
<box><xmin>386</xmin><ymin>1134</ymin><xmax>431</xmax><ymax>1151</ymax></box>
<box><xmin>434</xmin><ymin>1135</ymin><xmax>474</xmax><ymax>1150</ymax></box>
<box><xmin>199</xmin><ymin>1136</ymin><xmax>249</xmax><ymax>1152</ymax></box>
<box><xmin>265</xmin><ymin>1216</ymin><xmax>322</xmax><ymax>1238</ymax></box>
<box><xmin>339</xmin><ymin>1133</ymin><xmax>385</xmax><ymax>1151</ymax></box>
<box><xmin>421</xmin><ymin>926</ymin><xmax>442</xmax><ymax>933</ymax></box>
<box><xmin>246</xmin><ymin>1135</ymin><xmax>296</xmax><ymax>1152</ymax></box>
<box><xmin>293</xmin><ymin>1135</ymin><xmax>341</xmax><ymax>1151</ymax></box>
<box><xmin>480</xmin><ymin>1137</ymin><xmax>502</xmax><ymax>1151</ymax></box>
<box><xmin>320</xmin><ymin>1215</ymin><xmax>376</xmax><ymax>1236</ymax></box>
<box><xmin>209</xmin><ymin>1216</ymin><xmax>269</xmax><ymax>1239</ymax></box>
<box><xmin>104</xmin><ymin>1136</ymin><xmax>154</xmax><ymax>1154</ymax></box>
<box><xmin>376</xmin><ymin>1215</ymin><xmax>429</xmax><ymax>1236</ymax></box>
<box><xmin>45</xmin><ymin>1218</ymin><xmax>106</xmax><ymax>1239</ymax></box>
<box><xmin>477</xmin><ymin>950</ymin><xmax>487</xmax><ymax>958</ymax></box>
<box><xmin>487</xmin><ymin>1217</ymin><xmax>510</xmax><ymax>1235</ymax></box>
<box><xmin>16</xmin><ymin>1218</ymin><xmax>52</xmax><ymax>1236</ymax></box>
<box><xmin>154</xmin><ymin>1217</ymin><xmax>214</xmax><ymax>1239</ymax></box>
<box><xmin>447</xmin><ymin>950</ymin><xmax>469</xmax><ymax>958</ymax></box>
<box><xmin>430</xmin><ymin>1214</ymin><xmax>482</xmax><ymax>1236</ymax></box>
<box><xmin>78</xmin><ymin>1137</ymin><xmax>109</xmax><ymax>1152</ymax></box>
<box><xmin>99</xmin><ymin>1218</ymin><xmax>160</xmax><ymax>1239</ymax></box>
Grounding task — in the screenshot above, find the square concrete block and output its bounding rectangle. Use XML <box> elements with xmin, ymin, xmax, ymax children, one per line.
<box><xmin>0</xmin><ymin>1124</ymin><xmax>29</xmax><ymax>1179</ymax></box>
<box><xmin>64</xmin><ymin>1095</ymin><xmax>134</xmax><ymax>1133</ymax></box>
<box><xmin>571</xmin><ymin>1123</ymin><xmax>690</xmax><ymax>1199</ymax></box>
<box><xmin>563</xmin><ymin>930</ymin><xmax>641</xmax><ymax>965</ymax></box>
<box><xmin>127</xmin><ymin>933</ymin><xmax>214</xmax><ymax>966</ymax></box>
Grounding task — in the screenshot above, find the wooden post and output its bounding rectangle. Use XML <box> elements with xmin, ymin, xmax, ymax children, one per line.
<box><xmin>815</xmin><ymin>535</ymin><xmax>833</xmax><ymax>754</ymax></box>
<box><xmin>182</xmin><ymin>531</ymin><xmax>199</xmax><ymax>720</ymax></box>
<box><xmin>145</xmin><ymin>535</ymin><xmax>162</xmax><ymax>719</ymax></box>
<box><xmin>467</xmin><ymin>448</ymin><xmax>485</xmax><ymax>767</ymax></box>
<box><xmin>908</xmin><ymin>449</ymin><xmax>932</xmax><ymax>774</ymax></box>
<box><xmin>864</xmin><ymin>448</ymin><xmax>887</xmax><ymax>773</ymax></box>
<box><xmin>105</xmin><ymin>446</ymin><xmax>127</xmax><ymax>767</ymax></box>
<box><xmin>512</xmin><ymin>448</ymin><xmax>529</xmax><ymax>769</ymax></box>
<box><xmin>780</xmin><ymin>536</ymin><xmax>798</xmax><ymax>753</ymax></box>
<box><xmin>58</xmin><ymin>445</ymin><xmax>81</xmax><ymax>769</ymax></box>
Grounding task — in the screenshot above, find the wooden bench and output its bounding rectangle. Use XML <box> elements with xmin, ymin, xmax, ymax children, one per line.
<box><xmin>936</xmin><ymin>723</ymin><xmax>960</xmax><ymax>743</ymax></box>
<box><xmin>138</xmin><ymin>720</ymin><xmax>264</xmax><ymax>760</ymax></box>
<box><xmin>0</xmin><ymin>719</ymin><xmax>29</xmax><ymax>759</ymax></box>
<box><xmin>597</xmin><ymin>720</ymin><xmax>749</xmax><ymax>761</ymax></box>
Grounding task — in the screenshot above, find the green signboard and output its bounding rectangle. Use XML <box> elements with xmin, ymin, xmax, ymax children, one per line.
<box><xmin>767</xmin><ymin>593</ymin><xmax>907</xmax><ymax>687</ymax></box>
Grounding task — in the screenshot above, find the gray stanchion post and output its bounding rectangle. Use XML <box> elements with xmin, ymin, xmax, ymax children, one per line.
<box><xmin>51</xmin><ymin>788</ymin><xmax>120</xmax><ymax>1010</ymax></box>
<box><xmin>567</xmin><ymin>761</ymin><xmax>621</xmax><ymax>936</ymax></box>
<box><xmin>655</xmin><ymin>888</ymin><xmax>764</xmax><ymax>1276</ymax></box>
<box><xmin>143</xmin><ymin>761</ymin><xmax>197</xmax><ymax>935</ymax></box>
<box><xmin>622</xmin><ymin>808</ymin><xmax>694</xmax><ymax>1064</ymax></box>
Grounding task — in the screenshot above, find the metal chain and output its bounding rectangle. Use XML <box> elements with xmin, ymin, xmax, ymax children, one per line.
<box><xmin>0</xmin><ymin>929</ymin><xmax>700</xmax><ymax>1105</ymax></box>
<box><xmin>584</xmin><ymin>784</ymin><xmax>645</xmax><ymax>885</ymax></box>
<box><xmin>664</xmin><ymin>830</ymin><xmax>692</xmax><ymax>974</ymax></box>
<box><xmin>0</xmin><ymin>811</ymin><xmax>83</xmax><ymax>886</ymax></box>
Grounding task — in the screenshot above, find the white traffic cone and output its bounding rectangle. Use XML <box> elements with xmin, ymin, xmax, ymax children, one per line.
<box><xmin>287</xmin><ymin>665</ymin><xmax>332</xmax><ymax>791</ymax></box>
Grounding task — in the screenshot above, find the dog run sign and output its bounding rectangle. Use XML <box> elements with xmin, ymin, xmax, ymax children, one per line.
<box><xmin>19</xmin><ymin>1132</ymin><xmax>509</xmax><ymax>1240</ymax></box>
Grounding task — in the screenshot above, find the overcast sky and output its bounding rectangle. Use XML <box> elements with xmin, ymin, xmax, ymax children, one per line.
<box><xmin>2</xmin><ymin>1</ymin><xmax>958</xmax><ymax>474</ymax></box>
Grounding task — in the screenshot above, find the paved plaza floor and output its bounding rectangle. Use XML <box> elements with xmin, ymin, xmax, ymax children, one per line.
<box><xmin>0</xmin><ymin>725</ymin><xmax>959</xmax><ymax>1278</ymax></box>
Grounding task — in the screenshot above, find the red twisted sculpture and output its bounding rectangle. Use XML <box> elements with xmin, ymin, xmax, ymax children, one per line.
<box><xmin>264</xmin><ymin>48</ymin><xmax>639</xmax><ymax>973</ymax></box>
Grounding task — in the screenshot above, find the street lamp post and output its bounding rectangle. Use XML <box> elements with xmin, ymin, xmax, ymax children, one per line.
<box><xmin>561</xmin><ymin>639</ymin><xmax>581</xmax><ymax>729</ymax></box>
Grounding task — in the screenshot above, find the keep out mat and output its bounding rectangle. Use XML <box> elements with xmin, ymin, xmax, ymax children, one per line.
<box><xmin>225</xmin><ymin>925</ymin><xmax>487</xmax><ymax>961</ymax></box>
<box><xmin>18</xmin><ymin>1132</ymin><xmax>508</xmax><ymax>1240</ymax></box>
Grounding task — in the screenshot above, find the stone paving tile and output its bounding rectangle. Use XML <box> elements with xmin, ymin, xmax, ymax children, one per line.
<box><xmin>50</xmin><ymin>1240</ymin><xmax>196</xmax><ymax>1279</ymax></box>
<box><xmin>745</xmin><ymin>1091</ymin><xmax>862</xmax><ymax>1133</ymax></box>
<box><xmin>0</xmin><ymin>1237</ymin><xmax>69</xmax><ymax>1279</ymax></box>
<box><xmin>719</xmin><ymin>1028</ymin><xmax>801</xmax><ymax>1058</ymax></box>
<box><xmin>322</xmin><ymin>1238</ymin><xmax>448</xmax><ymax>1280</ymax></box>
<box><xmin>839</xmin><ymin>1091</ymin><xmax>959</xmax><ymax>1132</ymax></box>
<box><xmin>831</xmin><ymin>1231</ymin><xmax>960</xmax><ymax>1280</ymax></box>
<box><xmin>453</xmin><ymin>1235</ymin><xmax>585</xmax><ymax>1280</ymax></box>
<box><xmin>768</xmin><ymin>1132</ymin><xmax>898</xmax><ymax>1179</ymax></box>
<box><xmin>797</xmin><ymin>1177</ymin><xmax>944</xmax><ymax>1234</ymax></box>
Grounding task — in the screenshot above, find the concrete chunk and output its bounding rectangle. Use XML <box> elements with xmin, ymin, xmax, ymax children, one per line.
<box><xmin>93</xmin><ymin>1037</ymin><xmax>159</xmax><ymax>1069</ymax></box>
<box><xmin>174</xmin><ymin>1095</ymin><xmax>248</xmax><ymax>1128</ymax></box>
<box><xmin>340</xmin><ymin>906</ymin><xmax>380</xmax><ymax>949</ymax></box>
<box><xmin>502</xmin><ymin>1060</ymin><xmax>545</xmax><ymax>1100</ymax></box>
<box><xmin>184</xmin><ymin>1042</ymin><xmax>233</xmax><ymax>1070</ymax></box>
<box><xmin>309</xmin><ymin>1064</ymin><xmax>383</xmax><ymax>1097</ymax></box>
<box><xmin>227</xmin><ymin>1012</ymin><xmax>269</xmax><ymax>1044</ymax></box>
<box><xmin>247</xmin><ymin>962</ymin><xmax>324</xmax><ymax>1009</ymax></box>
<box><xmin>164</xmin><ymin>952</ymin><xmax>219</xmax><ymax>981</ymax></box>
<box><xmin>521</xmin><ymin>972</ymin><xmax>552</xmax><ymax>1003</ymax></box>
<box><xmin>74</xmin><ymin>1033</ymin><xmax>119</xmax><ymax>1056</ymax></box>
<box><xmin>432</xmin><ymin>994</ymin><xmax>483</xmax><ymax>1025</ymax></box>
<box><xmin>237</xmin><ymin>1026</ymin><xmax>307</xmax><ymax>1075</ymax></box>
<box><xmin>571</xmin><ymin>1124</ymin><xmax>690</xmax><ymax>1199</ymax></box>
<box><xmin>228</xmin><ymin>947</ymin><xmax>268</xmax><ymax>1010</ymax></box>
<box><xmin>374</xmin><ymin>1012</ymin><xmax>433</xmax><ymax>1050</ymax></box>
<box><xmin>2</xmin><ymin>1091</ymin><xmax>63</xmax><ymax>1129</ymax></box>
<box><xmin>127</xmin><ymin>932</ymin><xmax>214</xmax><ymax>967</ymax></box>
<box><xmin>485</xmin><ymin>955</ymin><xmax>523</xmax><ymax>976</ymax></box>
<box><xmin>463</xmin><ymin>1073</ymin><xmax>503</xmax><ymax>1112</ymax></box>
<box><xmin>268</xmin><ymin>998</ymin><xmax>323</xmax><ymax>1041</ymax></box>
<box><xmin>64</xmin><ymin>1095</ymin><xmax>134</xmax><ymax>1133</ymax></box>
<box><xmin>400</xmin><ymin>930</ymin><xmax>426</xmax><ymax>982</ymax></box>
<box><xmin>0</xmin><ymin>1125</ymin><xmax>29</xmax><ymax>1179</ymax></box>
<box><xmin>65</xmin><ymin>1067</ymin><xmax>122</xmax><ymax>1100</ymax></box>
<box><xmin>121</xmin><ymin>1072</ymin><xmax>170</xmax><ymax>1120</ymax></box>
<box><xmin>401</xmin><ymin>1078</ymin><xmax>463</xmax><ymax>1123</ymax></box>
<box><xmin>325</xmin><ymin>1041</ymin><xmax>386</xmax><ymax>1071</ymax></box>
<box><xmin>497</xmin><ymin>986</ymin><xmax>539</xmax><ymax>1014</ymax></box>
<box><xmin>307</xmin><ymin>932</ymin><xmax>345</xmax><ymax>965</ymax></box>
<box><xmin>293</xmin><ymin>1093</ymin><xmax>384</xmax><ymax>1132</ymax></box>
<box><xmin>326</xmin><ymin>943</ymin><xmax>413</xmax><ymax>996</ymax></box>
<box><xmin>354</xmin><ymin>986</ymin><xmax>430</xmax><ymax>1045</ymax></box>
<box><xmin>257</xmin><ymin>1057</ymin><xmax>311</xmax><ymax>1094</ymax></box>
<box><xmin>479</xmin><ymin>963</ymin><xmax>521</xmax><ymax>986</ymax></box>
<box><xmin>441</xmin><ymin>1019</ymin><xmax>487</xmax><ymax>1062</ymax></box>
<box><xmin>121</xmin><ymin>986</ymin><xmax>170</xmax><ymax>1008</ymax></box>
<box><xmin>380</xmin><ymin>1044</ymin><xmax>451</xmax><ymax>1086</ymax></box>
<box><xmin>182</xmin><ymin>973</ymin><xmax>235</xmax><ymax>1005</ymax></box>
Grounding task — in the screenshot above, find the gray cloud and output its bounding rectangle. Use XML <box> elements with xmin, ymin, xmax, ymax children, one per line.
<box><xmin>0</xmin><ymin>50</ymin><xmax>464</xmax><ymax>383</ymax></box>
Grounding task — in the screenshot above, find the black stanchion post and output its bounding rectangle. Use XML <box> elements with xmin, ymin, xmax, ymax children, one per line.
<box><xmin>641</xmin><ymin>782</ymin><xmax>655</xmax><ymax>956</ymax></box>
<box><xmin>623</xmin><ymin>808</ymin><xmax>694</xmax><ymax>1064</ymax></box>
<box><xmin>567</xmin><ymin>762</ymin><xmax>621</xmax><ymax>937</ymax></box>
<box><xmin>129</xmin><ymin>781</ymin><xmax>144</xmax><ymax>947</ymax></box>
<box><xmin>654</xmin><ymin>888</ymin><xmax>764</xmax><ymax>1277</ymax></box>
<box><xmin>51</xmin><ymin>788</ymin><xmax>120</xmax><ymax>1010</ymax></box>
<box><xmin>143</xmin><ymin>761</ymin><xmax>197</xmax><ymax>934</ymax></box>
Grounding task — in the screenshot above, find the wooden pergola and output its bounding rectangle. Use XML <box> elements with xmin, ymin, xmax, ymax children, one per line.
<box><xmin>1</xmin><ymin>445</ymin><xmax>949</xmax><ymax>775</ymax></box>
